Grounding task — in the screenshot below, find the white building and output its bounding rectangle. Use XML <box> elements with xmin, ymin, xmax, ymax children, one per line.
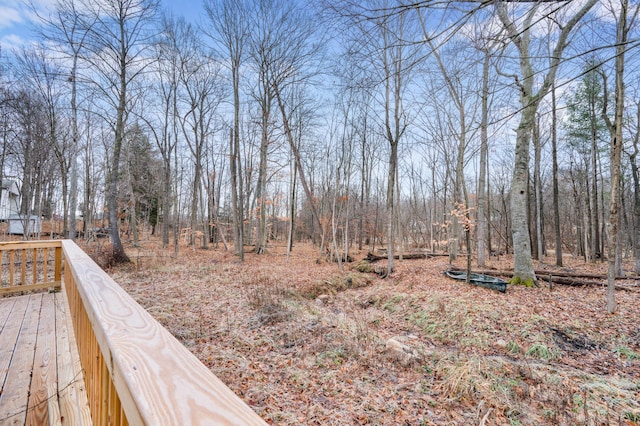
<box><xmin>0</xmin><ymin>180</ymin><xmax>20</xmax><ymax>221</ymax></box>
<box><xmin>8</xmin><ymin>215</ymin><xmax>41</xmax><ymax>235</ymax></box>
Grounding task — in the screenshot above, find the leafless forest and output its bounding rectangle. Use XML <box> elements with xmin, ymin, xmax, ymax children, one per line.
<box><xmin>1</xmin><ymin>0</ymin><xmax>640</xmax><ymax>311</ymax></box>
<box><xmin>2</xmin><ymin>1</ymin><xmax>640</xmax><ymax>424</ymax></box>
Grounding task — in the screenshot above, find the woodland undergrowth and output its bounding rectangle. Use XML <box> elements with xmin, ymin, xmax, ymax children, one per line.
<box><xmin>99</xmin><ymin>241</ymin><xmax>640</xmax><ymax>426</ymax></box>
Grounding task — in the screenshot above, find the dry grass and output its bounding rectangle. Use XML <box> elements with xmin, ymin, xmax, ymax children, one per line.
<box><xmin>108</xmin><ymin>240</ymin><xmax>640</xmax><ymax>425</ymax></box>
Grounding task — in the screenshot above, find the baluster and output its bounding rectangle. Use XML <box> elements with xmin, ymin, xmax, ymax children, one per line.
<box><xmin>43</xmin><ymin>248</ymin><xmax>49</xmax><ymax>284</ymax></box>
<box><xmin>32</xmin><ymin>248</ymin><xmax>37</xmax><ymax>285</ymax></box>
<box><xmin>21</xmin><ymin>249</ymin><xmax>26</xmax><ymax>286</ymax></box>
<box><xmin>9</xmin><ymin>250</ymin><xmax>14</xmax><ymax>287</ymax></box>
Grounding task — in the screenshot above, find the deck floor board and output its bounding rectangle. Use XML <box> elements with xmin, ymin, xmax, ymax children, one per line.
<box><xmin>0</xmin><ymin>297</ymin><xmax>29</xmax><ymax>390</ymax></box>
<box><xmin>0</xmin><ymin>293</ymin><xmax>91</xmax><ymax>426</ymax></box>
<box><xmin>0</xmin><ymin>297</ymin><xmax>17</xmax><ymax>333</ymax></box>
<box><xmin>27</xmin><ymin>293</ymin><xmax>57</xmax><ymax>425</ymax></box>
<box><xmin>0</xmin><ymin>293</ymin><xmax>42</xmax><ymax>425</ymax></box>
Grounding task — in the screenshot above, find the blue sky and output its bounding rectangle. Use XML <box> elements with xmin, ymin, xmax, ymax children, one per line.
<box><xmin>0</xmin><ymin>0</ymin><xmax>36</xmax><ymax>50</ymax></box>
<box><xmin>0</xmin><ymin>0</ymin><xmax>204</xmax><ymax>53</ymax></box>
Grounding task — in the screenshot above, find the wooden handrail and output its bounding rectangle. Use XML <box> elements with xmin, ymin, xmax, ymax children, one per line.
<box><xmin>0</xmin><ymin>240</ymin><xmax>62</xmax><ymax>294</ymax></box>
<box><xmin>52</xmin><ymin>240</ymin><xmax>266</xmax><ymax>425</ymax></box>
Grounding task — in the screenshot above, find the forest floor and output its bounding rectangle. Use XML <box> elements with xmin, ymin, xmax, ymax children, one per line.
<box><xmin>99</xmin><ymin>240</ymin><xmax>640</xmax><ymax>426</ymax></box>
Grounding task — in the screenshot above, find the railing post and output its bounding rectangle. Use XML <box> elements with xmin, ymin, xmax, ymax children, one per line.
<box><xmin>55</xmin><ymin>246</ymin><xmax>62</xmax><ymax>283</ymax></box>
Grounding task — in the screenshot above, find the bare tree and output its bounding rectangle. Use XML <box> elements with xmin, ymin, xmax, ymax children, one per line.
<box><xmin>260</xmin><ymin>4</ymin><xmax>324</xmax><ymax>256</ymax></box>
<box><xmin>80</xmin><ymin>0</ymin><xmax>159</xmax><ymax>263</ymax></box>
<box><xmin>422</xmin><ymin>32</ymin><xmax>479</xmax><ymax>271</ymax></box>
<box><xmin>173</xmin><ymin>19</ymin><xmax>224</xmax><ymax>250</ymax></box>
<box><xmin>496</xmin><ymin>0</ymin><xmax>597</xmax><ymax>285</ymax></box>
<box><xmin>476</xmin><ymin>44</ymin><xmax>495</xmax><ymax>267</ymax></box>
<box><xmin>15</xmin><ymin>46</ymin><xmax>70</xmax><ymax>236</ymax></box>
<box><xmin>5</xmin><ymin>90</ymin><xmax>56</xmax><ymax>237</ymax></box>
<box><xmin>247</xmin><ymin>0</ymin><xmax>280</xmax><ymax>255</ymax></box>
<box><xmin>35</xmin><ymin>0</ymin><xmax>92</xmax><ymax>240</ymax></box>
<box><xmin>600</xmin><ymin>0</ymin><xmax>640</xmax><ymax>313</ymax></box>
<box><xmin>205</xmin><ymin>0</ymin><xmax>250</xmax><ymax>260</ymax></box>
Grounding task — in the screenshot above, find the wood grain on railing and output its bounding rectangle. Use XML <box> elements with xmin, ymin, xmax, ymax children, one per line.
<box><xmin>0</xmin><ymin>241</ymin><xmax>62</xmax><ymax>295</ymax></box>
<box><xmin>61</xmin><ymin>240</ymin><xmax>267</xmax><ymax>426</ymax></box>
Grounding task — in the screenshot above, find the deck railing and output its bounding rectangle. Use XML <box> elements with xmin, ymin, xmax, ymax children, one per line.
<box><xmin>3</xmin><ymin>240</ymin><xmax>266</xmax><ymax>425</ymax></box>
<box><xmin>0</xmin><ymin>241</ymin><xmax>62</xmax><ymax>294</ymax></box>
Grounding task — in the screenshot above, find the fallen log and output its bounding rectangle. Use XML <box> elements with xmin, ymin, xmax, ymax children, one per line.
<box><xmin>365</xmin><ymin>252</ymin><xmax>426</xmax><ymax>262</ymax></box>
<box><xmin>364</xmin><ymin>252</ymin><xmax>448</xmax><ymax>262</ymax></box>
<box><xmin>533</xmin><ymin>270</ymin><xmax>640</xmax><ymax>281</ymax></box>
<box><xmin>449</xmin><ymin>266</ymin><xmax>511</xmax><ymax>278</ymax></box>
<box><xmin>449</xmin><ymin>266</ymin><xmax>638</xmax><ymax>292</ymax></box>
<box><xmin>449</xmin><ymin>266</ymin><xmax>640</xmax><ymax>281</ymax></box>
<box><xmin>535</xmin><ymin>275</ymin><xmax>639</xmax><ymax>293</ymax></box>
<box><xmin>536</xmin><ymin>275</ymin><xmax>601</xmax><ymax>287</ymax></box>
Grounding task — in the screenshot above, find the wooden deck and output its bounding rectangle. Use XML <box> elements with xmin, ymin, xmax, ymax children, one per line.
<box><xmin>0</xmin><ymin>240</ymin><xmax>266</xmax><ymax>425</ymax></box>
<box><xmin>0</xmin><ymin>291</ymin><xmax>91</xmax><ymax>425</ymax></box>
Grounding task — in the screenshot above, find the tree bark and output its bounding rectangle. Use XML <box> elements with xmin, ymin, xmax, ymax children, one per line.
<box><xmin>533</xmin><ymin>114</ymin><xmax>543</xmax><ymax>261</ymax></box>
<box><xmin>551</xmin><ymin>82</ymin><xmax>562</xmax><ymax>266</ymax></box>
<box><xmin>632</xmin><ymin>102</ymin><xmax>640</xmax><ymax>273</ymax></box>
<box><xmin>511</xmin><ymin>104</ymin><xmax>536</xmax><ymax>283</ymax></box>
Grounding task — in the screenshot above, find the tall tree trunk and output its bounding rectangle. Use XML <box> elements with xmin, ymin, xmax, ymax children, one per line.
<box><xmin>199</xmin><ymin>178</ymin><xmax>208</xmax><ymax>249</ymax></box>
<box><xmin>551</xmin><ymin>82</ymin><xmax>563</xmax><ymax>266</ymax></box>
<box><xmin>190</xmin><ymin>150</ymin><xmax>201</xmax><ymax>250</ymax></box>
<box><xmin>83</xmin><ymin>128</ymin><xmax>92</xmax><ymax>235</ymax></box>
<box><xmin>229</xmin><ymin>126</ymin><xmax>243</xmax><ymax>258</ymax></box>
<box><xmin>233</xmin><ymin>69</ymin><xmax>245</xmax><ymax>259</ymax></box>
<box><xmin>358</xmin><ymin>136</ymin><xmax>366</xmax><ymax>252</ymax></box>
<box><xmin>486</xmin><ymin>155</ymin><xmax>493</xmax><ymax>256</ymax></box>
<box><xmin>286</xmin><ymin>145</ymin><xmax>297</xmax><ymax>262</ymax></box>
<box><xmin>533</xmin><ymin>115</ymin><xmax>543</xmax><ymax>261</ymax></box>
<box><xmin>632</xmin><ymin>102</ymin><xmax>640</xmax><ymax>273</ymax></box>
<box><xmin>255</xmin><ymin>99</ymin><xmax>269</xmax><ymax>254</ymax></box>
<box><xmin>606</xmin><ymin>0</ymin><xmax>629</xmax><ymax>313</ymax></box>
<box><xmin>108</xmin><ymin>75</ymin><xmax>130</xmax><ymax>263</ymax></box>
<box><xmin>162</xmin><ymin>160</ymin><xmax>171</xmax><ymax>247</ymax></box>
<box><xmin>477</xmin><ymin>52</ymin><xmax>489</xmax><ymax>267</ymax></box>
<box><xmin>590</xmin><ymin>95</ymin><xmax>601</xmax><ymax>261</ymax></box>
<box><xmin>604</xmin><ymin>0</ymin><xmax>638</xmax><ymax>312</ymax></box>
<box><xmin>386</xmin><ymin>140</ymin><xmax>397</xmax><ymax>273</ymax></box>
<box><xmin>69</xmin><ymin>53</ymin><xmax>79</xmax><ymax>240</ymax></box>
<box><xmin>208</xmin><ymin>171</ymin><xmax>228</xmax><ymax>250</ymax></box>
<box><xmin>511</xmin><ymin>105</ymin><xmax>536</xmax><ymax>283</ymax></box>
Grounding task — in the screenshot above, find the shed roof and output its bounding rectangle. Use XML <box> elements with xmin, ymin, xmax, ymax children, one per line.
<box><xmin>1</xmin><ymin>179</ymin><xmax>20</xmax><ymax>196</ymax></box>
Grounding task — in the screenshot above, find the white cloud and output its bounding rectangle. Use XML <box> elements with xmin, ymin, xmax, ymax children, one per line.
<box><xmin>0</xmin><ymin>34</ymin><xmax>28</xmax><ymax>51</ymax></box>
<box><xmin>0</xmin><ymin>0</ymin><xmax>52</xmax><ymax>51</ymax></box>
<box><xmin>0</xmin><ymin>6</ymin><xmax>23</xmax><ymax>30</ymax></box>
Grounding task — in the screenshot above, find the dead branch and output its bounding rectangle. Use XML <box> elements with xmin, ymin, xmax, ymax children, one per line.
<box><xmin>364</xmin><ymin>252</ymin><xmax>448</xmax><ymax>262</ymax></box>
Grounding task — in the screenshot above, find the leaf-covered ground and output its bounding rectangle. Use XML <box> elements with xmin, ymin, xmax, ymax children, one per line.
<box><xmin>106</xmin><ymin>242</ymin><xmax>640</xmax><ymax>425</ymax></box>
